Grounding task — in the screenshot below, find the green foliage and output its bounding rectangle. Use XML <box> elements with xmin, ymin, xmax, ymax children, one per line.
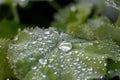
<box><xmin>6</xmin><ymin>27</ymin><xmax>120</xmax><ymax>80</ymax></box>
<box><xmin>0</xmin><ymin>39</ymin><xmax>17</xmax><ymax>80</ymax></box>
<box><xmin>107</xmin><ymin>59</ymin><xmax>120</xmax><ymax>78</ymax></box>
<box><xmin>51</xmin><ymin>2</ymin><xmax>120</xmax><ymax>45</ymax></box>
<box><xmin>51</xmin><ymin>3</ymin><xmax>93</xmax><ymax>32</ymax></box>
<box><xmin>105</xmin><ymin>0</ymin><xmax>120</xmax><ymax>10</ymax></box>
<box><xmin>62</xmin><ymin>16</ymin><xmax>120</xmax><ymax>45</ymax></box>
<box><xmin>0</xmin><ymin>20</ymin><xmax>25</xmax><ymax>38</ymax></box>
<box><xmin>0</xmin><ymin>1</ymin><xmax>120</xmax><ymax>80</ymax></box>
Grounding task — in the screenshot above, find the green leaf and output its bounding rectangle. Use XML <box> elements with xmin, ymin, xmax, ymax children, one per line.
<box><xmin>67</xmin><ymin>17</ymin><xmax>111</xmax><ymax>40</ymax></box>
<box><xmin>115</xmin><ymin>16</ymin><xmax>120</xmax><ymax>27</ymax></box>
<box><xmin>93</xmin><ymin>23</ymin><xmax>120</xmax><ymax>45</ymax></box>
<box><xmin>7</xmin><ymin>27</ymin><xmax>69</xmax><ymax>79</ymax></box>
<box><xmin>107</xmin><ymin>59</ymin><xmax>120</xmax><ymax>78</ymax></box>
<box><xmin>7</xmin><ymin>27</ymin><xmax>120</xmax><ymax>80</ymax></box>
<box><xmin>0</xmin><ymin>20</ymin><xmax>24</xmax><ymax>38</ymax></box>
<box><xmin>67</xmin><ymin>17</ymin><xmax>120</xmax><ymax>45</ymax></box>
<box><xmin>23</xmin><ymin>40</ymin><xmax>119</xmax><ymax>80</ymax></box>
<box><xmin>67</xmin><ymin>23</ymin><xmax>94</xmax><ymax>40</ymax></box>
<box><xmin>51</xmin><ymin>3</ymin><xmax>93</xmax><ymax>32</ymax></box>
<box><xmin>0</xmin><ymin>39</ymin><xmax>17</xmax><ymax>80</ymax></box>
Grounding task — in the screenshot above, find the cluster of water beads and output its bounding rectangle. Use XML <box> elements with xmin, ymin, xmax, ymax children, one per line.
<box><xmin>7</xmin><ymin>27</ymin><xmax>61</xmax><ymax>79</ymax></box>
<box><xmin>7</xmin><ymin>27</ymin><xmax>120</xmax><ymax>80</ymax></box>
<box><xmin>105</xmin><ymin>0</ymin><xmax>120</xmax><ymax>10</ymax></box>
<box><xmin>24</xmin><ymin>42</ymin><xmax>107</xmax><ymax>80</ymax></box>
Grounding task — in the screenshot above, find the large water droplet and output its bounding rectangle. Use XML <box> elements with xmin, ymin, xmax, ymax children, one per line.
<box><xmin>58</xmin><ymin>41</ymin><xmax>72</xmax><ymax>52</ymax></box>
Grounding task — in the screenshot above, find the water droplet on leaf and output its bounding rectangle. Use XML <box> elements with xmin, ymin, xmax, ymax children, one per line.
<box><xmin>58</xmin><ymin>41</ymin><xmax>72</xmax><ymax>52</ymax></box>
<box><xmin>39</xmin><ymin>59</ymin><xmax>47</xmax><ymax>66</ymax></box>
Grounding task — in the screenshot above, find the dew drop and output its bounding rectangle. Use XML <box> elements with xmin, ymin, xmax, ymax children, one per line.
<box><xmin>43</xmin><ymin>36</ymin><xmax>48</xmax><ymax>39</ymax></box>
<box><xmin>85</xmin><ymin>56</ymin><xmax>89</xmax><ymax>59</ymax></box>
<box><xmin>44</xmin><ymin>31</ymin><xmax>50</xmax><ymax>35</ymax></box>
<box><xmin>94</xmin><ymin>61</ymin><xmax>96</xmax><ymax>64</ymax></box>
<box><xmin>60</xmin><ymin>56</ymin><xmax>63</xmax><ymax>59</ymax></box>
<box><xmin>60</xmin><ymin>65</ymin><xmax>64</xmax><ymax>67</ymax></box>
<box><xmin>32</xmin><ymin>66</ymin><xmax>37</xmax><ymax>70</ymax></box>
<box><xmin>18</xmin><ymin>0</ymin><xmax>29</xmax><ymax>7</ymax></box>
<box><xmin>38</xmin><ymin>48</ymin><xmax>43</xmax><ymax>51</ymax></box>
<box><xmin>39</xmin><ymin>59</ymin><xmax>47</xmax><ymax>66</ymax></box>
<box><xmin>49</xmin><ymin>58</ymin><xmax>54</xmax><ymax>63</ymax></box>
<box><xmin>70</xmin><ymin>5</ymin><xmax>76</xmax><ymax>12</ymax></box>
<box><xmin>54</xmin><ymin>72</ymin><xmax>57</xmax><ymax>74</ymax></box>
<box><xmin>75</xmin><ymin>51</ymin><xmax>78</xmax><ymax>53</ymax></box>
<box><xmin>107</xmin><ymin>70</ymin><xmax>113</xmax><ymax>74</ymax></box>
<box><xmin>42</xmin><ymin>74</ymin><xmax>46</xmax><ymax>78</ymax></box>
<box><xmin>99</xmin><ymin>61</ymin><xmax>102</xmax><ymax>64</ymax></box>
<box><xmin>32</xmin><ymin>41</ymin><xmax>37</xmax><ymax>44</ymax></box>
<box><xmin>76</xmin><ymin>58</ymin><xmax>79</xmax><ymax>61</ymax></box>
<box><xmin>29</xmin><ymin>57</ymin><xmax>35</xmax><ymax>61</ymax></box>
<box><xmin>6</xmin><ymin>78</ymin><xmax>10</xmax><ymax>80</ymax></box>
<box><xmin>88</xmin><ymin>43</ymin><xmax>93</xmax><ymax>45</ymax></box>
<box><xmin>81</xmin><ymin>68</ymin><xmax>86</xmax><ymax>71</ymax></box>
<box><xmin>87</xmin><ymin>67</ymin><xmax>93</xmax><ymax>72</ymax></box>
<box><xmin>78</xmin><ymin>66</ymin><xmax>81</xmax><ymax>69</ymax></box>
<box><xmin>14</xmin><ymin>36</ymin><xmax>18</xmax><ymax>41</ymax></box>
<box><xmin>58</xmin><ymin>41</ymin><xmax>72</xmax><ymax>52</ymax></box>
<box><xmin>48</xmin><ymin>64</ymin><xmax>53</xmax><ymax>68</ymax></box>
<box><xmin>104</xmin><ymin>63</ymin><xmax>107</xmax><ymax>66</ymax></box>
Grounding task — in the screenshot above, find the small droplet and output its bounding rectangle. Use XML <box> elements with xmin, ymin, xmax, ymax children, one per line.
<box><xmin>14</xmin><ymin>36</ymin><xmax>18</xmax><ymax>41</ymax></box>
<box><xmin>6</xmin><ymin>78</ymin><xmax>10</xmax><ymax>80</ymax></box>
<box><xmin>32</xmin><ymin>41</ymin><xmax>37</xmax><ymax>44</ymax></box>
<box><xmin>29</xmin><ymin>57</ymin><xmax>35</xmax><ymax>61</ymax></box>
<box><xmin>87</xmin><ymin>67</ymin><xmax>93</xmax><ymax>72</ymax></box>
<box><xmin>99</xmin><ymin>61</ymin><xmax>102</xmax><ymax>64</ymax></box>
<box><xmin>58</xmin><ymin>41</ymin><xmax>72</xmax><ymax>52</ymax></box>
<box><xmin>81</xmin><ymin>68</ymin><xmax>86</xmax><ymax>71</ymax></box>
<box><xmin>49</xmin><ymin>58</ymin><xmax>53</xmax><ymax>63</ymax></box>
<box><xmin>48</xmin><ymin>64</ymin><xmax>53</xmax><ymax>68</ymax></box>
<box><xmin>107</xmin><ymin>70</ymin><xmax>113</xmax><ymax>74</ymax></box>
<box><xmin>104</xmin><ymin>63</ymin><xmax>107</xmax><ymax>66</ymax></box>
<box><xmin>54</xmin><ymin>72</ymin><xmax>57</xmax><ymax>74</ymax></box>
<box><xmin>88</xmin><ymin>43</ymin><xmax>93</xmax><ymax>45</ymax></box>
<box><xmin>18</xmin><ymin>0</ymin><xmax>29</xmax><ymax>7</ymax></box>
<box><xmin>44</xmin><ymin>31</ymin><xmax>50</xmax><ymax>35</ymax></box>
<box><xmin>75</xmin><ymin>51</ymin><xmax>78</xmax><ymax>53</ymax></box>
<box><xmin>32</xmin><ymin>66</ymin><xmax>37</xmax><ymax>70</ymax></box>
<box><xmin>60</xmin><ymin>65</ymin><xmax>64</xmax><ymax>67</ymax></box>
<box><xmin>70</xmin><ymin>5</ymin><xmax>76</xmax><ymax>12</ymax></box>
<box><xmin>76</xmin><ymin>58</ymin><xmax>79</xmax><ymax>61</ymax></box>
<box><xmin>43</xmin><ymin>36</ymin><xmax>48</xmax><ymax>39</ymax></box>
<box><xmin>42</xmin><ymin>74</ymin><xmax>46</xmax><ymax>78</ymax></box>
<box><xmin>39</xmin><ymin>59</ymin><xmax>47</xmax><ymax>66</ymax></box>
<box><xmin>60</xmin><ymin>56</ymin><xmax>63</xmax><ymax>59</ymax></box>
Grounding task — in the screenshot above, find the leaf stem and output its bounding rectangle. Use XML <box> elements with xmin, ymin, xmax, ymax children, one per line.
<box><xmin>10</xmin><ymin>4</ymin><xmax>20</xmax><ymax>23</ymax></box>
<box><xmin>48</xmin><ymin>1</ymin><xmax>61</xmax><ymax>11</ymax></box>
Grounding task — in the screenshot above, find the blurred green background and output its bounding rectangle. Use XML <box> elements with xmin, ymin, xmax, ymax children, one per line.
<box><xmin>0</xmin><ymin>0</ymin><xmax>119</xmax><ymax>38</ymax></box>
